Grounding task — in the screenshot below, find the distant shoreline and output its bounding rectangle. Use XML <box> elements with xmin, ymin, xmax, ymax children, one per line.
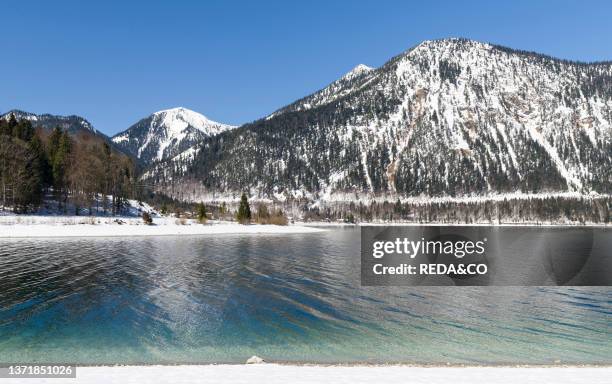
<box><xmin>301</xmin><ymin>222</ymin><xmax>612</xmax><ymax>228</ymax></box>
<box><xmin>0</xmin><ymin>215</ymin><xmax>609</xmax><ymax>239</ymax></box>
<box><xmin>0</xmin><ymin>216</ymin><xmax>325</xmax><ymax>238</ymax></box>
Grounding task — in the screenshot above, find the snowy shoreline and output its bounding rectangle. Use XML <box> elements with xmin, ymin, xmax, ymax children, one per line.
<box><xmin>0</xmin><ymin>215</ymin><xmax>609</xmax><ymax>238</ymax></box>
<box><xmin>4</xmin><ymin>364</ymin><xmax>610</xmax><ymax>384</ymax></box>
<box><xmin>0</xmin><ymin>216</ymin><xmax>325</xmax><ymax>238</ymax></box>
<box><xmin>300</xmin><ymin>221</ymin><xmax>611</xmax><ymax>227</ymax></box>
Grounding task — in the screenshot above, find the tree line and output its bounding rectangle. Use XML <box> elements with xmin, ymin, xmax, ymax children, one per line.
<box><xmin>300</xmin><ymin>196</ymin><xmax>611</xmax><ymax>224</ymax></box>
<box><xmin>0</xmin><ymin>114</ymin><xmax>138</xmax><ymax>214</ymax></box>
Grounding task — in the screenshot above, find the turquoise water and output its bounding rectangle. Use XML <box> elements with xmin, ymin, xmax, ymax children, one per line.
<box><xmin>0</xmin><ymin>228</ymin><xmax>610</xmax><ymax>365</ymax></box>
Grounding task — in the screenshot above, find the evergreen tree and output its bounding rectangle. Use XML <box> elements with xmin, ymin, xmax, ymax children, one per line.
<box><xmin>196</xmin><ymin>201</ymin><xmax>207</xmax><ymax>223</ymax></box>
<box><xmin>7</xmin><ymin>113</ymin><xmax>17</xmax><ymax>131</ymax></box>
<box><xmin>12</xmin><ymin>120</ymin><xmax>34</xmax><ymax>142</ymax></box>
<box><xmin>51</xmin><ymin>130</ymin><xmax>72</xmax><ymax>210</ymax></box>
<box><xmin>29</xmin><ymin>135</ymin><xmax>51</xmax><ymax>188</ymax></box>
<box><xmin>0</xmin><ymin>137</ymin><xmax>41</xmax><ymax>212</ymax></box>
<box><xmin>47</xmin><ymin>126</ymin><xmax>62</xmax><ymax>161</ymax></box>
<box><xmin>0</xmin><ymin>118</ymin><xmax>9</xmax><ymax>136</ymax></box>
<box><xmin>236</xmin><ymin>193</ymin><xmax>251</xmax><ymax>224</ymax></box>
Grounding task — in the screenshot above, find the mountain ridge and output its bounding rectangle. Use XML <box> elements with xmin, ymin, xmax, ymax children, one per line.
<box><xmin>146</xmin><ymin>38</ymin><xmax>611</xmax><ymax>202</ymax></box>
<box><xmin>1</xmin><ymin>109</ymin><xmax>99</xmax><ymax>135</ymax></box>
<box><xmin>5</xmin><ymin>38</ymin><xmax>611</xmax><ymax>206</ymax></box>
<box><xmin>0</xmin><ymin>109</ymin><xmax>133</xmax><ymax>158</ymax></box>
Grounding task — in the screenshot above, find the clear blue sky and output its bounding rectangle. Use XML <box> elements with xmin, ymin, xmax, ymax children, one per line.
<box><xmin>2</xmin><ymin>0</ymin><xmax>611</xmax><ymax>136</ymax></box>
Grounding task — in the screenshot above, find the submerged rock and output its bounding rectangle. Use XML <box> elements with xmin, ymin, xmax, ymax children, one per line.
<box><xmin>246</xmin><ymin>355</ymin><xmax>265</xmax><ymax>364</ymax></box>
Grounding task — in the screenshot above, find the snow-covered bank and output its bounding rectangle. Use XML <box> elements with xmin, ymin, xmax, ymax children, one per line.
<box><xmin>0</xmin><ymin>216</ymin><xmax>324</xmax><ymax>238</ymax></box>
<box><xmin>299</xmin><ymin>221</ymin><xmax>611</xmax><ymax>227</ymax></box>
<box><xmin>3</xmin><ymin>365</ymin><xmax>610</xmax><ymax>384</ymax></box>
<box><xmin>355</xmin><ymin>222</ymin><xmax>611</xmax><ymax>227</ymax></box>
<box><xmin>0</xmin><ymin>215</ymin><xmax>608</xmax><ymax>239</ymax></box>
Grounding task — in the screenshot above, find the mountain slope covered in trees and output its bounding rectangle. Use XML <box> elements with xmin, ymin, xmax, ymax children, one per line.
<box><xmin>0</xmin><ymin>113</ymin><xmax>138</xmax><ymax>214</ymax></box>
<box><xmin>146</xmin><ymin>38</ymin><xmax>611</xmax><ymax>203</ymax></box>
<box><xmin>1</xmin><ymin>109</ymin><xmax>98</xmax><ymax>135</ymax></box>
<box><xmin>1</xmin><ymin>110</ymin><xmax>132</xmax><ymax>158</ymax></box>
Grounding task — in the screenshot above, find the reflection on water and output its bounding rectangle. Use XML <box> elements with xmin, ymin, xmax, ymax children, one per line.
<box><xmin>0</xmin><ymin>228</ymin><xmax>610</xmax><ymax>364</ymax></box>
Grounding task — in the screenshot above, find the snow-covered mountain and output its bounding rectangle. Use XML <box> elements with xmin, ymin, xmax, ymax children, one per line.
<box><xmin>146</xmin><ymin>39</ymin><xmax>612</xmax><ymax>202</ymax></box>
<box><xmin>1</xmin><ymin>109</ymin><xmax>98</xmax><ymax>134</ymax></box>
<box><xmin>267</xmin><ymin>64</ymin><xmax>375</xmax><ymax>118</ymax></box>
<box><xmin>111</xmin><ymin>107</ymin><xmax>236</xmax><ymax>165</ymax></box>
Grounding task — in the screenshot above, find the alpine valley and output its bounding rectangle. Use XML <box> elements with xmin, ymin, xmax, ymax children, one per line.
<box><xmin>4</xmin><ymin>38</ymin><xmax>612</xmax><ymax>223</ymax></box>
<box><xmin>132</xmin><ymin>38</ymin><xmax>611</xmax><ymax>223</ymax></box>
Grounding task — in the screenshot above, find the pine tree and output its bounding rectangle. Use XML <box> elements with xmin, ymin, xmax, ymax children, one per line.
<box><xmin>0</xmin><ymin>137</ymin><xmax>41</xmax><ymax>212</ymax></box>
<box><xmin>47</xmin><ymin>126</ymin><xmax>62</xmax><ymax>161</ymax></box>
<box><xmin>17</xmin><ymin>120</ymin><xmax>34</xmax><ymax>142</ymax></box>
<box><xmin>101</xmin><ymin>142</ymin><xmax>112</xmax><ymax>214</ymax></box>
<box><xmin>196</xmin><ymin>201</ymin><xmax>207</xmax><ymax>223</ymax></box>
<box><xmin>0</xmin><ymin>118</ymin><xmax>9</xmax><ymax>136</ymax></box>
<box><xmin>29</xmin><ymin>135</ymin><xmax>51</xmax><ymax>187</ymax></box>
<box><xmin>236</xmin><ymin>193</ymin><xmax>251</xmax><ymax>224</ymax></box>
<box><xmin>7</xmin><ymin>113</ymin><xmax>17</xmax><ymax>131</ymax></box>
<box><xmin>52</xmin><ymin>130</ymin><xmax>72</xmax><ymax>211</ymax></box>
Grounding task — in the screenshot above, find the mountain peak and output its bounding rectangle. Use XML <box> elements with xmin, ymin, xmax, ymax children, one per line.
<box><xmin>350</xmin><ymin>63</ymin><xmax>374</xmax><ymax>73</ymax></box>
<box><xmin>151</xmin><ymin>107</ymin><xmax>235</xmax><ymax>135</ymax></box>
<box><xmin>415</xmin><ymin>37</ymin><xmax>488</xmax><ymax>47</ymax></box>
<box><xmin>153</xmin><ymin>106</ymin><xmax>194</xmax><ymax>116</ymax></box>
<box><xmin>112</xmin><ymin>107</ymin><xmax>236</xmax><ymax>163</ymax></box>
<box><xmin>405</xmin><ymin>38</ymin><xmax>492</xmax><ymax>58</ymax></box>
<box><xmin>342</xmin><ymin>64</ymin><xmax>374</xmax><ymax>81</ymax></box>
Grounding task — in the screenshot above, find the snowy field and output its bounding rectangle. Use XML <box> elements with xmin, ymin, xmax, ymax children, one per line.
<box><xmin>1</xmin><ymin>365</ymin><xmax>609</xmax><ymax>384</ymax></box>
<box><xmin>0</xmin><ymin>216</ymin><xmax>324</xmax><ymax>238</ymax></box>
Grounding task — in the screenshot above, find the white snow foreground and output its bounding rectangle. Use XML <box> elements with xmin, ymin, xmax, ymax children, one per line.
<box><xmin>0</xmin><ymin>217</ymin><xmax>324</xmax><ymax>238</ymax></box>
<box><xmin>2</xmin><ymin>365</ymin><xmax>609</xmax><ymax>384</ymax></box>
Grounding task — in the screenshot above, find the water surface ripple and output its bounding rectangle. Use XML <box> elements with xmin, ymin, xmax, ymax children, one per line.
<box><xmin>0</xmin><ymin>228</ymin><xmax>610</xmax><ymax>364</ymax></box>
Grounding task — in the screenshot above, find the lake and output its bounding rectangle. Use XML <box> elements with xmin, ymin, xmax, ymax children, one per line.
<box><xmin>0</xmin><ymin>227</ymin><xmax>610</xmax><ymax>365</ymax></box>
